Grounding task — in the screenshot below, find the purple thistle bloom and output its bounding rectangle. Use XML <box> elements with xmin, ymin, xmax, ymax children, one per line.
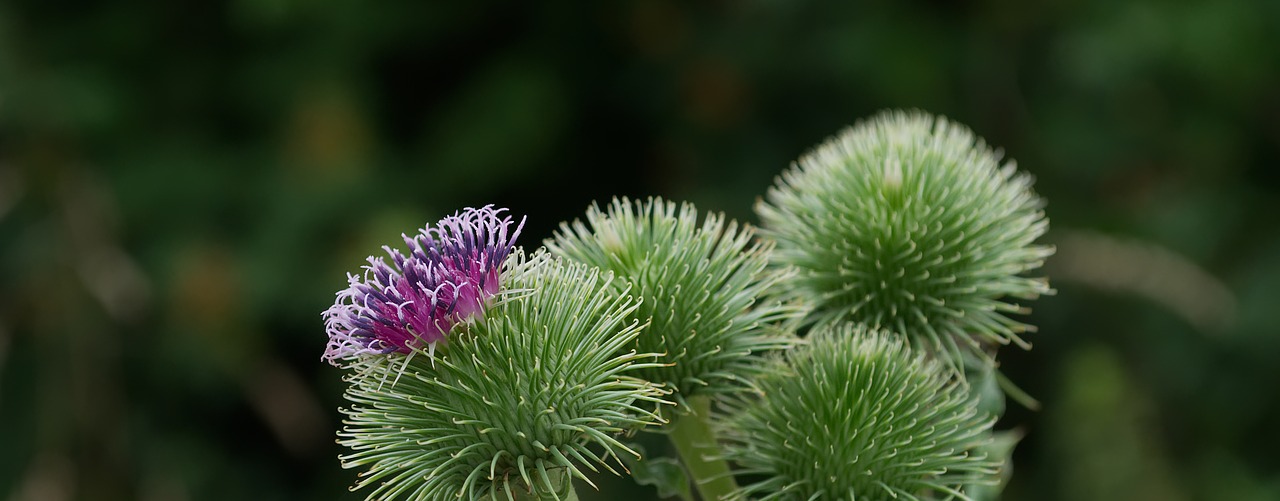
<box><xmin>322</xmin><ymin>205</ymin><xmax>524</xmax><ymax>366</ymax></box>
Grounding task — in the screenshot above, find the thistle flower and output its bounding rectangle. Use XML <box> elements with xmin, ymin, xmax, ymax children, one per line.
<box><xmin>716</xmin><ymin>325</ymin><xmax>1000</xmax><ymax>500</ymax></box>
<box><xmin>338</xmin><ymin>252</ymin><xmax>670</xmax><ymax>500</ymax></box>
<box><xmin>546</xmin><ymin>197</ymin><xmax>798</xmax><ymax>409</ymax></box>
<box><xmin>756</xmin><ymin>111</ymin><xmax>1054</xmax><ymax>369</ymax></box>
<box><xmin>322</xmin><ymin>205</ymin><xmax>524</xmax><ymax>365</ymax></box>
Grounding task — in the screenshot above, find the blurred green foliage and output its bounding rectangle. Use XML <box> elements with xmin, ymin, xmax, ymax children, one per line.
<box><xmin>1</xmin><ymin>1</ymin><xmax>1278</xmax><ymax>500</ymax></box>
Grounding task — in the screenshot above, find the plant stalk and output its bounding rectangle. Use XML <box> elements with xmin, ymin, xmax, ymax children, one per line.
<box><xmin>554</xmin><ymin>484</ymin><xmax>579</xmax><ymax>501</ymax></box>
<box><xmin>668</xmin><ymin>395</ymin><xmax>737</xmax><ymax>500</ymax></box>
<box><xmin>507</xmin><ymin>469</ymin><xmax>579</xmax><ymax>501</ymax></box>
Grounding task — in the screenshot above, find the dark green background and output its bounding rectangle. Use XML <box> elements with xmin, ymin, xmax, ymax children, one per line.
<box><xmin>2</xmin><ymin>1</ymin><xmax>1278</xmax><ymax>500</ymax></box>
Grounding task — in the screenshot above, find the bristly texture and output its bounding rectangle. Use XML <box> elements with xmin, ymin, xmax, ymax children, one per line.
<box><xmin>322</xmin><ymin>205</ymin><xmax>524</xmax><ymax>365</ymax></box>
<box><xmin>338</xmin><ymin>252</ymin><xmax>670</xmax><ymax>500</ymax></box>
<box><xmin>546</xmin><ymin>197</ymin><xmax>799</xmax><ymax>410</ymax></box>
<box><xmin>756</xmin><ymin>110</ymin><xmax>1054</xmax><ymax>370</ymax></box>
<box><xmin>716</xmin><ymin>325</ymin><xmax>1000</xmax><ymax>500</ymax></box>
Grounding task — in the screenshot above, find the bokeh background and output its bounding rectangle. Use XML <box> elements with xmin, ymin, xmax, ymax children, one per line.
<box><xmin>2</xmin><ymin>1</ymin><xmax>1279</xmax><ymax>500</ymax></box>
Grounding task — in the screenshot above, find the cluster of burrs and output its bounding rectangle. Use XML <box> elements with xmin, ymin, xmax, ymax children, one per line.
<box><xmin>714</xmin><ymin>110</ymin><xmax>1052</xmax><ymax>500</ymax></box>
<box><xmin>323</xmin><ymin>110</ymin><xmax>1052</xmax><ymax>501</ymax></box>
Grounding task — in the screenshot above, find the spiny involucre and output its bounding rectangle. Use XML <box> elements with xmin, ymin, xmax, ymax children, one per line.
<box><xmin>338</xmin><ymin>251</ymin><xmax>670</xmax><ymax>500</ymax></box>
<box><xmin>546</xmin><ymin>197</ymin><xmax>799</xmax><ymax>410</ymax></box>
<box><xmin>756</xmin><ymin>110</ymin><xmax>1054</xmax><ymax>370</ymax></box>
<box><xmin>716</xmin><ymin>325</ymin><xmax>1000</xmax><ymax>501</ymax></box>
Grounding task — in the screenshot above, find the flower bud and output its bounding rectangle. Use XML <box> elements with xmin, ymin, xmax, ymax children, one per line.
<box><xmin>716</xmin><ymin>325</ymin><xmax>1000</xmax><ymax>500</ymax></box>
<box><xmin>547</xmin><ymin>197</ymin><xmax>799</xmax><ymax>410</ymax></box>
<box><xmin>757</xmin><ymin>111</ymin><xmax>1054</xmax><ymax>369</ymax></box>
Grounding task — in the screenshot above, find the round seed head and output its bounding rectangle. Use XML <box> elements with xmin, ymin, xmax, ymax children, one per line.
<box><xmin>546</xmin><ymin>197</ymin><xmax>799</xmax><ymax>410</ymax></box>
<box><xmin>756</xmin><ymin>110</ymin><xmax>1054</xmax><ymax>369</ymax></box>
<box><xmin>716</xmin><ymin>325</ymin><xmax>1000</xmax><ymax>500</ymax></box>
<box><xmin>337</xmin><ymin>251</ymin><xmax>669</xmax><ymax>500</ymax></box>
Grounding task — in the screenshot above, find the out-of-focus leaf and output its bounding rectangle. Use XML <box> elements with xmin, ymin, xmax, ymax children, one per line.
<box><xmin>965</xmin><ymin>429</ymin><xmax>1024</xmax><ymax>501</ymax></box>
<box><xmin>620</xmin><ymin>443</ymin><xmax>692</xmax><ymax>501</ymax></box>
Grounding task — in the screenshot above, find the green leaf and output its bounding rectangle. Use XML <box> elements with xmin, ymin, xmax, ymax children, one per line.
<box><xmin>966</xmin><ymin>356</ymin><xmax>1006</xmax><ymax>418</ymax></box>
<box><xmin>964</xmin><ymin>429</ymin><xmax>1025</xmax><ymax>501</ymax></box>
<box><xmin>622</xmin><ymin>444</ymin><xmax>693</xmax><ymax>501</ymax></box>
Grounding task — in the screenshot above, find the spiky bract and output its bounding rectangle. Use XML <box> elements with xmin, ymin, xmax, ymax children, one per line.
<box><xmin>716</xmin><ymin>325</ymin><xmax>1000</xmax><ymax>500</ymax></box>
<box><xmin>756</xmin><ymin>111</ymin><xmax>1053</xmax><ymax>369</ymax></box>
<box><xmin>546</xmin><ymin>197</ymin><xmax>797</xmax><ymax>410</ymax></box>
<box><xmin>338</xmin><ymin>252</ymin><xmax>669</xmax><ymax>500</ymax></box>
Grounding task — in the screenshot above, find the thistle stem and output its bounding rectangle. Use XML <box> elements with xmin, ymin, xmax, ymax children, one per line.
<box><xmin>554</xmin><ymin>484</ymin><xmax>579</xmax><ymax>501</ymax></box>
<box><xmin>668</xmin><ymin>395</ymin><xmax>737</xmax><ymax>500</ymax></box>
<box><xmin>508</xmin><ymin>470</ymin><xmax>579</xmax><ymax>501</ymax></box>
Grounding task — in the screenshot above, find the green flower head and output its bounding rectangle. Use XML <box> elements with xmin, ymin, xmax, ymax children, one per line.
<box><xmin>757</xmin><ymin>110</ymin><xmax>1054</xmax><ymax>369</ymax></box>
<box><xmin>716</xmin><ymin>325</ymin><xmax>1000</xmax><ymax>500</ymax></box>
<box><xmin>546</xmin><ymin>197</ymin><xmax>799</xmax><ymax>411</ymax></box>
<box><xmin>337</xmin><ymin>251</ymin><xmax>669</xmax><ymax>500</ymax></box>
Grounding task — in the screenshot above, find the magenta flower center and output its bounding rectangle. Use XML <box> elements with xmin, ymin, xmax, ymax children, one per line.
<box><xmin>322</xmin><ymin>205</ymin><xmax>523</xmax><ymax>365</ymax></box>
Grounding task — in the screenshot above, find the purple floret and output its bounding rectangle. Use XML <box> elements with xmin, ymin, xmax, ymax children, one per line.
<box><xmin>322</xmin><ymin>205</ymin><xmax>524</xmax><ymax>365</ymax></box>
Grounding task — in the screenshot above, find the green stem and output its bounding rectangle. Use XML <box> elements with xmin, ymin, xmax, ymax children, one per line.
<box><xmin>668</xmin><ymin>395</ymin><xmax>738</xmax><ymax>501</ymax></box>
<box><xmin>556</xmin><ymin>484</ymin><xmax>579</xmax><ymax>501</ymax></box>
<box><xmin>507</xmin><ymin>469</ymin><xmax>579</xmax><ymax>501</ymax></box>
